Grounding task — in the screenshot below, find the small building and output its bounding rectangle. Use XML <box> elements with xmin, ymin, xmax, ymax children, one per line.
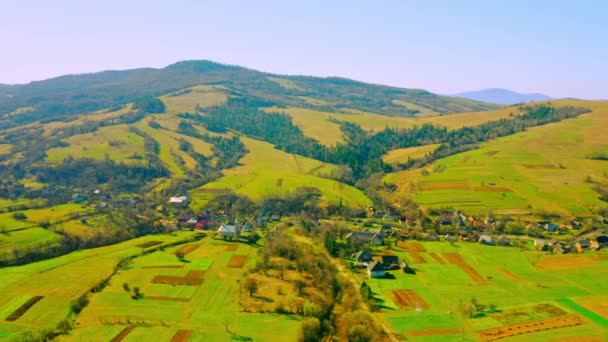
<box><xmin>552</xmin><ymin>243</ymin><xmax>565</xmax><ymax>254</ymax></box>
<box><xmin>425</xmin><ymin>232</ymin><xmax>439</xmax><ymax>241</ymax></box>
<box><xmin>195</xmin><ymin>220</ymin><xmax>208</xmax><ymax>230</ymax></box>
<box><xmin>242</xmin><ymin>223</ymin><xmax>253</xmax><ymax>233</ymax></box>
<box><xmin>72</xmin><ymin>193</ymin><xmax>86</xmax><ymax>203</ymax></box>
<box><xmin>575</xmin><ymin>239</ymin><xmax>590</xmax><ymax>253</ymax></box>
<box><xmin>187</xmin><ymin>217</ymin><xmax>198</xmax><ymax>225</ymax></box>
<box><xmin>590</xmin><ymin>239</ymin><xmax>600</xmax><ymax>250</ymax></box>
<box><xmin>543</xmin><ymin>222</ymin><xmax>559</xmax><ymax>232</ymax></box>
<box><xmin>178</xmin><ymin>213</ymin><xmax>194</xmax><ymax>223</ymax></box>
<box><xmin>367</xmin><ymin>261</ymin><xmax>386</xmax><ymax>278</ymax></box>
<box><xmin>401</xmin><ymin>262</ymin><xmax>415</xmax><ymax>274</ymax></box>
<box><xmin>496</xmin><ymin>236</ymin><xmax>511</xmax><ymax>246</ymax></box>
<box><xmin>355</xmin><ymin>250</ymin><xmax>373</xmax><ymax>263</ymax></box>
<box><xmin>218</xmin><ymin>224</ymin><xmax>239</xmax><ymax>239</ymax></box>
<box><xmin>479</xmin><ymin>235</ymin><xmax>493</xmax><ymax>245</ymax></box>
<box><xmin>382</xmin><ymin>255</ymin><xmax>400</xmax><ymax>269</ymax></box>
<box><xmin>596</xmin><ymin>235</ymin><xmax>608</xmax><ymax>248</ymax></box>
<box><xmin>534</xmin><ymin>239</ymin><xmax>546</xmax><ymax>251</ymax></box>
<box><xmin>345</xmin><ymin>232</ymin><xmax>384</xmax><ymax>246</ymax></box>
<box><xmin>380</xmin><ymin>225</ymin><xmax>393</xmax><ymax>236</ymax></box>
<box><xmin>169</xmin><ymin>196</ymin><xmax>188</xmax><ymax>206</ymax></box>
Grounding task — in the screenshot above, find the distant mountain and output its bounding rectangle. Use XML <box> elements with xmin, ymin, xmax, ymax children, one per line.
<box><xmin>0</xmin><ymin>60</ymin><xmax>499</xmax><ymax>127</ymax></box>
<box><xmin>454</xmin><ymin>88</ymin><xmax>552</xmax><ymax>105</ymax></box>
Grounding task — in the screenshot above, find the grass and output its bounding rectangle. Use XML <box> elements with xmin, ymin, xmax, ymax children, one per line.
<box><xmin>194</xmin><ymin>137</ymin><xmax>372</xmax><ymax>209</ymax></box>
<box><xmin>383</xmin><ymin>144</ymin><xmax>441</xmax><ymax>165</ymax></box>
<box><xmin>61</xmin><ymin>237</ymin><xmax>301</xmax><ymax>342</ymax></box>
<box><xmin>46</xmin><ymin>125</ymin><xmax>146</xmax><ymax>165</ymax></box>
<box><xmin>558</xmin><ymin>298</ymin><xmax>608</xmax><ymax>327</ymax></box>
<box><xmin>355</xmin><ymin>241</ymin><xmax>608</xmax><ymax>340</ymax></box>
<box><xmin>160</xmin><ymin>85</ymin><xmax>228</xmax><ymax>114</ymax></box>
<box><xmin>0</xmin><ymin>232</ymin><xmax>197</xmax><ymax>340</ymax></box>
<box><xmin>385</xmin><ymin>100</ymin><xmax>608</xmax><ymax>217</ymax></box>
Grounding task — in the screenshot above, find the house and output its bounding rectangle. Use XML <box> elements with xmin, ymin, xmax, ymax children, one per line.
<box><xmin>217</xmin><ymin>224</ymin><xmax>239</xmax><ymax>239</ymax></box>
<box><xmin>570</xmin><ymin>220</ymin><xmax>582</xmax><ymax>229</ymax></box>
<box><xmin>445</xmin><ymin>234</ymin><xmax>458</xmax><ymax>243</ymax></box>
<box><xmin>382</xmin><ymin>255</ymin><xmax>400</xmax><ymax>270</ymax></box>
<box><xmin>169</xmin><ymin>196</ymin><xmax>188</xmax><ymax>206</ymax></box>
<box><xmin>367</xmin><ymin>261</ymin><xmax>386</xmax><ymax>278</ymax></box>
<box><xmin>479</xmin><ymin>235</ymin><xmax>493</xmax><ymax>245</ymax></box>
<box><xmin>552</xmin><ymin>243</ymin><xmax>565</xmax><ymax>254</ymax></box>
<box><xmin>242</xmin><ymin>223</ymin><xmax>253</xmax><ymax>233</ymax></box>
<box><xmin>596</xmin><ymin>235</ymin><xmax>608</xmax><ymax>248</ymax></box>
<box><xmin>575</xmin><ymin>239</ymin><xmax>590</xmax><ymax>253</ymax></box>
<box><xmin>187</xmin><ymin>217</ymin><xmax>198</xmax><ymax>225</ymax></box>
<box><xmin>178</xmin><ymin>213</ymin><xmax>194</xmax><ymax>223</ymax></box>
<box><xmin>379</xmin><ymin>225</ymin><xmax>393</xmax><ymax>236</ymax></box>
<box><xmin>543</xmin><ymin>222</ymin><xmax>559</xmax><ymax>232</ymax></box>
<box><xmin>72</xmin><ymin>193</ymin><xmax>86</xmax><ymax>203</ymax></box>
<box><xmin>270</xmin><ymin>214</ymin><xmax>282</xmax><ymax>222</ymax></box>
<box><xmin>496</xmin><ymin>236</ymin><xmax>511</xmax><ymax>246</ymax></box>
<box><xmin>590</xmin><ymin>239</ymin><xmax>600</xmax><ymax>250</ymax></box>
<box><xmin>195</xmin><ymin>220</ymin><xmax>208</xmax><ymax>230</ymax></box>
<box><xmin>425</xmin><ymin>232</ymin><xmax>439</xmax><ymax>241</ymax></box>
<box><xmin>354</xmin><ymin>250</ymin><xmax>373</xmax><ymax>264</ymax></box>
<box><xmin>345</xmin><ymin>232</ymin><xmax>384</xmax><ymax>246</ymax></box>
<box><xmin>534</xmin><ymin>239</ymin><xmax>546</xmax><ymax>251</ymax></box>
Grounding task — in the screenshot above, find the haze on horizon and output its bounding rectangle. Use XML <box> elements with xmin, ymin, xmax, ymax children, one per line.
<box><xmin>1</xmin><ymin>0</ymin><xmax>607</xmax><ymax>100</ymax></box>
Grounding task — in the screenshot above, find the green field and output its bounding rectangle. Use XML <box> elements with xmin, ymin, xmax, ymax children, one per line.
<box><xmin>58</xmin><ymin>236</ymin><xmax>301</xmax><ymax>342</ymax></box>
<box><xmin>354</xmin><ymin>241</ymin><xmax>608</xmax><ymax>341</ymax></box>
<box><xmin>194</xmin><ymin>137</ymin><xmax>372</xmax><ymax>209</ymax></box>
<box><xmin>46</xmin><ymin>125</ymin><xmax>146</xmax><ymax>165</ymax></box>
<box><xmin>386</xmin><ymin>100</ymin><xmax>608</xmax><ymax>217</ymax></box>
<box><xmin>0</xmin><ymin>232</ymin><xmax>197</xmax><ymax>341</ymax></box>
<box><xmin>383</xmin><ymin>144</ymin><xmax>441</xmax><ymax>165</ymax></box>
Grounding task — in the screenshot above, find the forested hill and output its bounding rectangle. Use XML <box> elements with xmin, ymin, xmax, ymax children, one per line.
<box><xmin>0</xmin><ymin>60</ymin><xmax>499</xmax><ymax>127</ymax></box>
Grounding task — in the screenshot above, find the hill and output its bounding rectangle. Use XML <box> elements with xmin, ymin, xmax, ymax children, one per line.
<box><xmin>454</xmin><ymin>88</ymin><xmax>552</xmax><ymax>105</ymax></box>
<box><xmin>385</xmin><ymin>100</ymin><xmax>608</xmax><ymax>217</ymax></box>
<box><xmin>0</xmin><ymin>60</ymin><xmax>499</xmax><ymax>129</ymax></box>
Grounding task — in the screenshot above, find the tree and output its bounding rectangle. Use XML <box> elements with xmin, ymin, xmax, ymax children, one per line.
<box><xmin>243</xmin><ymin>276</ymin><xmax>259</xmax><ymax>297</ymax></box>
<box><xmin>131</xmin><ymin>287</ymin><xmax>143</xmax><ymax>300</ymax></box>
<box><xmin>299</xmin><ymin>318</ymin><xmax>320</xmax><ymax>342</ymax></box>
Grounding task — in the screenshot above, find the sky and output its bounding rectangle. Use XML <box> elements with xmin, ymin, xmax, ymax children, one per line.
<box><xmin>1</xmin><ymin>0</ymin><xmax>607</xmax><ymax>99</ymax></box>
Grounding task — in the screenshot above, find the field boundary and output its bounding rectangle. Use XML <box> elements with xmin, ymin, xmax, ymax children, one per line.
<box><xmin>477</xmin><ymin>314</ymin><xmax>583</xmax><ymax>341</ymax></box>
<box><xmin>5</xmin><ymin>296</ymin><xmax>43</xmax><ymax>321</ymax></box>
<box><xmin>111</xmin><ymin>326</ymin><xmax>135</xmax><ymax>342</ymax></box>
<box><xmin>557</xmin><ymin>298</ymin><xmax>608</xmax><ymax>327</ymax></box>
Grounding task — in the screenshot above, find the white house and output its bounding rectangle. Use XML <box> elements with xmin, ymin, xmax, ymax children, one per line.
<box><xmin>169</xmin><ymin>196</ymin><xmax>188</xmax><ymax>205</ymax></box>
<box><xmin>218</xmin><ymin>224</ymin><xmax>238</xmax><ymax>239</ymax></box>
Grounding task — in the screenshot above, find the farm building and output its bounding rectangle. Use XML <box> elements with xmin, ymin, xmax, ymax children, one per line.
<box><xmin>367</xmin><ymin>261</ymin><xmax>386</xmax><ymax>278</ymax></box>
<box><xmin>575</xmin><ymin>239</ymin><xmax>590</xmax><ymax>252</ymax></box>
<box><xmin>346</xmin><ymin>232</ymin><xmax>384</xmax><ymax>246</ymax></box>
<box><xmin>425</xmin><ymin>232</ymin><xmax>439</xmax><ymax>241</ymax></box>
<box><xmin>218</xmin><ymin>224</ymin><xmax>239</xmax><ymax>239</ymax></box>
<box><xmin>169</xmin><ymin>196</ymin><xmax>188</xmax><ymax>206</ymax></box>
<box><xmin>534</xmin><ymin>239</ymin><xmax>546</xmax><ymax>251</ymax></box>
<box><xmin>479</xmin><ymin>235</ymin><xmax>493</xmax><ymax>245</ymax></box>
<box><xmin>354</xmin><ymin>250</ymin><xmax>373</xmax><ymax>263</ymax></box>
<box><xmin>382</xmin><ymin>255</ymin><xmax>399</xmax><ymax>269</ymax></box>
<box><xmin>596</xmin><ymin>235</ymin><xmax>608</xmax><ymax>248</ymax></box>
<box><xmin>497</xmin><ymin>236</ymin><xmax>511</xmax><ymax>246</ymax></box>
<box><xmin>380</xmin><ymin>225</ymin><xmax>393</xmax><ymax>236</ymax></box>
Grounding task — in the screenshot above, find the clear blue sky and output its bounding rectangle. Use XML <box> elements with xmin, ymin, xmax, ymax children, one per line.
<box><xmin>1</xmin><ymin>0</ymin><xmax>607</xmax><ymax>99</ymax></box>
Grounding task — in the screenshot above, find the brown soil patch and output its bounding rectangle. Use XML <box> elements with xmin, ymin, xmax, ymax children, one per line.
<box><xmin>136</xmin><ymin>240</ymin><xmax>163</xmax><ymax>248</ymax></box>
<box><xmin>537</xmin><ymin>255</ymin><xmax>597</xmax><ymax>270</ymax></box>
<box><xmin>142</xmin><ymin>265</ymin><xmax>184</xmax><ymax>269</ymax></box>
<box><xmin>191</xmin><ymin>188</ymin><xmax>231</xmax><ymax>194</ymax></box>
<box><xmin>485</xmin><ymin>150</ymin><xmax>499</xmax><ymax>156</ymax></box>
<box><xmin>408</xmin><ymin>252</ymin><xmax>427</xmax><ymax>264</ymax></box>
<box><xmin>399</xmin><ymin>241</ymin><xmax>427</xmax><ymax>252</ymax></box>
<box><xmin>473</xmin><ymin>186</ymin><xmax>512</xmax><ymax>192</ymax></box>
<box><xmin>392</xmin><ymin>289</ymin><xmax>429</xmax><ymax>309</ymax></box>
<box><xmin>145</xmin><ymin>296</ymin><xmax>189</xmax><ymax>302</ymax></box>
<box><xmin>171</xmin><ymin>330</ymin><xmax>193</xmax><ymax>342</ymax></box>
<box><xmin>420</xmin><ymin>182</ymin><xmax>470</xmax><ymax>191</ymax></box>
<box><xmin>111</xmin><ymin>326</ymin><xmax>135</xmax><ymax>342</ymax></box>
<box><xmin>429</xmin><ymin>252</ymin><xmax>446</xmax><ymax>264</ymax></box>
<box><xmin>442</xmin><ymin>253</ymin><xmax>488</xmax><ymax>284</ymax></box>
<box><xmin>404</xmin><ymin>328</ymin><xmax>463</xmax><ymax>336</ymax></box>
<box><xmin>554</xmin><ymin>336</ymin><xmax>605</xmax><ymax>342</ymax></box>
<box><xmin>521</xmin><ymin>164</ymin><xmax>557</xmax><ymax>169</ymax></box>
<box><xmin>227</xmin><ymin>255</ymin><xmax>247</xmax><ymax>268</ymax></box>
<box><xmin>490</xmin><ymin>208</ymin><xmax>532</xmax><ymax>215</ymax></box>
<box><xmin>225</xmin><ymin>244</ymin><xmax>238</xmax><ymax>251</ymax></box>
<box><xmin>592</xmin><ymin>256</ymin><xmax>608</xmax><ymax>261</ymax></box>
<box><xmin>186</xmin><ymin>270</ymin><xmax>206</xmax><ymax>279</ymax></box>
<box><xmin>174</xmin><ymin>244</ymin><xmax>199</xmax><ymax>256</ymax></box>
<box><xmin>151</xmin><ymin>275</ymin><xmax>203</xmax><ymax>286</ymax></box>
<box><xmin>498</xmin><ymin>268</ymin><xmax>523</xmax><ymax>282</ymax></box>
<box><xmin>478</xmin><ymin>315</ymin><xmax>584</xmax><ymax>341</ymax></box>
<box><xmin>276</xmin><ymin>178</ymin><xmax>283</xmax><ymax>187</ymax></box>
<box><xmin>5</xmin><ymin>296</ymin><xmax>43</xmax><ymax>321</ymax></box>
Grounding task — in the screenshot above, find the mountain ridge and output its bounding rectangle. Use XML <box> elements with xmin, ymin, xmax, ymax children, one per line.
<box><xmin>0</xmin><ymin>60</ymin><xmax>499</xmax><ymax>127</ymax></box>
<box><xmin>454</xmin><ymin>88</ymin><xmax>552</xmax><ymax>105</ymax></box>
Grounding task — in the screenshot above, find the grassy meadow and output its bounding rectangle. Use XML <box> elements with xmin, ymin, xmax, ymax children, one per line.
<box><xmin>383</xmin><ymin>144</ymin><xmax>441</xmax><ymax>166</ymax></box>
<box><xmin>58</xmin><ymin>236</ymin><xmax>301</xmax><ymax>342</ymax></box>
<box><xmin>353</xmin><ymin>241</ymin><xmax>608</xmax><ymax>341</ymax></box>
<box><xmin>0</xmin><ymin>232</ymin><xmax>197</xmax><ymax>341</ymax></box>
<box><xmin>385</xmin><ymin>100</ymin><xmax>608</xmax><ymax>217</ymax></box>
<box><xmin>193</xmin><ymin>137</ymin><xmax>372</xmax><ymax>209</ymax></box>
